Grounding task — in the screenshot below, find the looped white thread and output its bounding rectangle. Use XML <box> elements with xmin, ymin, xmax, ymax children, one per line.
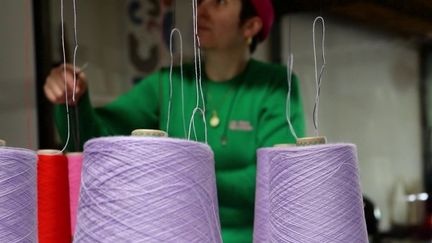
<box><xmin>188</xmin><ymin>0</ymin><xmax>207</xmax><ymax>143</ymax></box>
<box><xmin>167</xmin><ymin>28</ymin><xmax>186</xmax><ymax>137</ymax></box>
<box><xmin>286</xmin><ymin>53</ymin><xmax>297</xmax><ymax>140</ymax></box>
<box><xmin>60</xmin><ymin>0</ymin><xmax>71</xmax><ymax>152</ymax></box>
<box><xmin>188</xmin><ymin>107</ymin><xmax>208</xmax><ymax>143</ymax></box>
<box><xmin>312</xmin><ymin>16</ymin><xmax>326</xmax><ymax>136</ymax></box>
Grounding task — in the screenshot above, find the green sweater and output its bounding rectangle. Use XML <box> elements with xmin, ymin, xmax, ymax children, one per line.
<box><xmin>55</xmin><ymin>59</ymin><xmax>305</xmax><ymax>242</ymax></box>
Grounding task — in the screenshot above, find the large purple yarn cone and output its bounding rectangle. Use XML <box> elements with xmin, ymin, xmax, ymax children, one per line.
<box><xmin>0</xmin><ymin>147</ymin><xmax>37</xmax><ymax>242</ymax></box>
<box><xmin>255</xmin><ymin>144</ymin><xmax>368</xmax><ymax>243</ymax></box>
<box><xmin>253</xmin><ymin>147</ymin><xmax>272</xmax><ymax>243</ymax></box>
<box><xmin>74</xmin><ymin>136</ymin><xmax>221</xmax><ymax>243</ymax></box>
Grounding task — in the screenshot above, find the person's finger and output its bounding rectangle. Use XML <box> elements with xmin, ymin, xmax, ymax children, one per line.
<box><xmin>65</xmin><ymin>67</ymin><xmax>87</xmax><ymax>89</ymax></box>
<box><xmin>44</xmin><ymin>85</ymin><xmax>56</xmax><ymax>103</ymax></box>
<box><xmin>44</xmin><ymin>85</ymin><xmax>65</xmax><ymax>104</ymax></box>
<box><xmin>46</xmin><ymin>64</ymin><xmax>87</xmax><ymax>104</ymax></box>
<box><xmin>63</xmin><ymin>70</ymin><xmax>80</xmax><ymax>92</ymax></box>
<box><xmin>66</xmin><ymin>78</ymin><xmax>76</xmax><ymax>92</ymax></box>
<box><xmin>54</xmin><ymin>81</ymin><xmax>67</xmax><ymax>98</ymax></box>
<box><xmin>73</xmin><ymin>74</ymin><xmax>87</xmax><ymax>96</ymax></box>
<box><xmin>68</xmin><ymin>81</ymin><xmax>85</xmax><ymax>99</ymax></box>
<box><xmin>45</xmin><ymin>76</ymin><xmax>62</xmax><ymax>97</ymax></box>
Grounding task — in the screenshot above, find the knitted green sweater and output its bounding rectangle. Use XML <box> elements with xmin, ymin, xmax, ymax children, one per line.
<box><xmin>55</xmin><ymin>59</ymin><xmax>305</xmax><ymax>242</ymax></box>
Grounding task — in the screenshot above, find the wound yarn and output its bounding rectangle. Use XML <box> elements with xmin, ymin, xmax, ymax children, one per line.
<box><xmin>253</xmin><ymin>147</ymin><xmax>272</xmax><ymax>243</ymax></box>
<box><xmin>38</xmin><ymin>151</ymin><xmax>72</xmax><ymax>243</ymax></box>
<box><xmin>255</xmin><ymin>144</ymin><xmax>368</xmax><ymax>243</ymax></box>
<box><xmin>0</xmin><ymin>147</ymin><xmax>37</xmax><ymax>242</ymax></box>
<box><xmin>67</xmin><ymin>152</ymin><xmax>83</xmax><ymax>235</ymax></box>
<box><xmin>74</xmin><ymin>136</ymin><xmax>221</xmax><ymax>243</ymax></box>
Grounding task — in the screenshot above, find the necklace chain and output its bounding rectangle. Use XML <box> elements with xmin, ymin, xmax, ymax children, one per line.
<box><xmin>207</xmin><ymin>86</ymin><xmax>234</xmax><ymax>128</ymax></box>
<box><xmin>205</xmin><ymin>61</ymin><xmax>249</xmax><ymax>143</ymax></box>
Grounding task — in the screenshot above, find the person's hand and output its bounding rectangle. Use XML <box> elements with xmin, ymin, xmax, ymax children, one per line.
<box><xmin>44</xmin><ymin>64</ymin><xmax>88</xmax><ymax>105</ymax></box>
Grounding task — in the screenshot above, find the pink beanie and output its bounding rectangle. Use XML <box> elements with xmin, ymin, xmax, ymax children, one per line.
<box><xmin>250</xmin><ymin>0</ymin><xmax>274</xmax><ymax>41</ymax></box>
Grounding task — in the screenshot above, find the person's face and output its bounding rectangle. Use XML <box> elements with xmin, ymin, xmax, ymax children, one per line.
<box><xmin>197</xmin><ymin>0</ymin><xmax>245</xmax><ymax>50</ymax></box>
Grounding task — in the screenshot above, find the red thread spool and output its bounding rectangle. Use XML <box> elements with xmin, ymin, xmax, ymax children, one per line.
<box><xmin>37</xmin><ymin>150</ymin><xmax>72</xmax><ymax>243</ymax></box>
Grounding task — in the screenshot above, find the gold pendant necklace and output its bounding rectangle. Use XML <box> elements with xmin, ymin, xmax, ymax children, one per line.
<box><xmin>210</xmin><ymin>110</ymin><xmax>220</xmax><ymax>127</ymax></box>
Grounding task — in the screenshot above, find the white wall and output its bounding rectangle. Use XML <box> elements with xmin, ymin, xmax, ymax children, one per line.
<box><xmin>282</xmin><ymin>14</ymin><xmax>422</xmax><ymax>230</ymax></box>
<box><xmin>0</xmin><ymin>0</ymin><xmax>38</xmax><ymax>149</ymax></box>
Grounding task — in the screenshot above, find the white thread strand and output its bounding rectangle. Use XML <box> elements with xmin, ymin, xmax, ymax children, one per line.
<box><xmin>72</xmin><ymin>0</ymin><xmax>79</xmax><ymax>103</ymax></box>
<box><xmin>188</xmin><ymin>0</ymin><xmax>207</xmax><ymax>143</ymax></box>
<box><xmin>60</xmin><ymin>0</ymin><xmax>71</xmax><ymax>152</ymax></box>
<box><xmin>189</xmin><ymin>0</ymin><xmax>199</xmax><ymax>140</ymax></box>
<box><xmin>73</xmin><ymin>137</ymin><xmax>221</xmax><ymax>242</ymax></box>
<box><xmin>188</xmin><ymin>107</ymin><xmax>208</xmax><ymax>143</ymax></box>
<box><xmin>167</xmin><ymin>28</ymin><xmax>186</xmax><ymax>137</ymax></box>
<box><xmin>312</xmin><ymin>16</ymin><xmax>326</xmax><ymax>137</ymax></box>
<box><xmin>286</xmin><ymin>54</ymin><xmax>297</xmax><ymax>140</ymax></box>
<box><xmin>286</xmin><ymin>15</ymin><xmax>297</xmax><ymax>140</ymax></box>
<box><xmin>71</xmin><ymin>0</ymin><xmax>81</xmax><ymax>151</ymax></box>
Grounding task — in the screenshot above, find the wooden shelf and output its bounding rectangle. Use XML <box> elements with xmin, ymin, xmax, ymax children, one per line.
<box><xmin>272</xmin><ymin>0</ymin><xmax>432</xmax><ymax>41</ymax></box>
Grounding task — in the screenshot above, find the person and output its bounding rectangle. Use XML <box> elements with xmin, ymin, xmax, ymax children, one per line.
<box><xmin>44</xmin><ymin>0</ymin><xmax>305</xmax><ymax>242</ymax></box>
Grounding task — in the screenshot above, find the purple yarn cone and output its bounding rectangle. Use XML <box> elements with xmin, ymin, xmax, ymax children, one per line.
<box><xmin>74</xmin><ymin>136</ymin><xmax>222</xmax><ymax>243</ymax></box>
<box><xmin>0</xmin><ymin>147</ymin><xmax>37</xmax><ymax>243</ymax></box>
<box><xmin>266</xmin><ymin>144</ymin><xmax>368</xmax><ymax>243</ymax></box>
<box><xmin>254</xmin><ymin>147</ymin><xmax>271</xmax><ymax>243</ymax></box>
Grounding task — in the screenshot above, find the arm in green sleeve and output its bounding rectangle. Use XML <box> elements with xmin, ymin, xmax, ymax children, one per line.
<box><xmin>55</xmin><ymin>71</ymin><xmax>161</xmax><ymax>151</ymax></box>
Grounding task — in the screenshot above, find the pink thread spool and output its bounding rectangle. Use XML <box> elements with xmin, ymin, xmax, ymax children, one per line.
<box><xmin>67</xmin><ymin>152</ymin><xmax>83</xmax><ymax>235</ymax></box>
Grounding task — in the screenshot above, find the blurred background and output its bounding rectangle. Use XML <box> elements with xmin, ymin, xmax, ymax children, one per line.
<box><xmin>2</xmin><ymin>0</ymin><xmax>432</xmax><ymax>242</ymax></box>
